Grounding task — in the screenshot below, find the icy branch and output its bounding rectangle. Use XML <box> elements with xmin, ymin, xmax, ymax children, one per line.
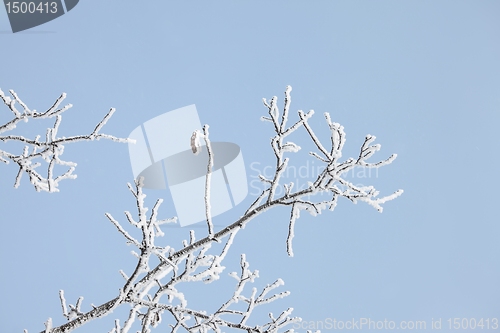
<box><xmin>201</xmin><ymin>125</ymin><xmax>214</xmax><ymax>237</ymax></box>
<box><xmin>0</xmin><ymin>88</ymin><xmax>132</xmax><ymax>192</ymax></box>
<box><xmin>31</xmin><ymin>86</ymin><xmax>402</xmax><ymax>333</ymax></box>
<box><xmin>59</xmin><ymin>290</ymin><xmax>84</xmax><ymax>321</ymax></box>
<box><xmin>255</xmin><ymin>86</ymin><xmax>404</xmax><ymax>255</ymax></box>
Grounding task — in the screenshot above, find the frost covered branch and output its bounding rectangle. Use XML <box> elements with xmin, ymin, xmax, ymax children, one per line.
<box><xmin>40</xmin><ymin>178</ymin><xmax>296</xmax><ymax>333</ymax></box>
<box><xmin>0</xmin><ymin>88</ymin><xmax>132</xmax><ymax>192</ymax></box>
<box><xmin>259</xmin><ymin>86</ymin><xmax>403</xmax><ymax>256</ymax></box>
<box><xmin>31</xmin><ymin>86</ymin><xmax>402</xmax><ymax>332</ymax></box>
<box><xmin>59</xmin><ymin>290</ymin><xmax>84</xmax><ymax>321</ymax></box>
<box><xmin>201</xmin><ymin>125</ymin><xmax>215</xmax><ymax>237</ymax></box>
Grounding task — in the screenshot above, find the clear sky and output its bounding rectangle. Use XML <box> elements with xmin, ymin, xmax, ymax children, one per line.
<box><xmin>1</xmin><ymin>1</ymin><xmax>499</xmax><ymax>332</ymax></box>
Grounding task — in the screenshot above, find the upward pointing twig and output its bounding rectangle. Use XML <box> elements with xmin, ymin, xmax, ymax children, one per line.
<box><xmin>202</xmin><ymin>125</ymin><xmax>214</xmax><ymax>238</ymax></box>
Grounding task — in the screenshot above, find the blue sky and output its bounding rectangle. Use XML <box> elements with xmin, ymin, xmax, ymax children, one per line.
<box><xmin>1</xmin><ymin>1</ymin><xmax>499</xmax><ymax>332</ymax></box>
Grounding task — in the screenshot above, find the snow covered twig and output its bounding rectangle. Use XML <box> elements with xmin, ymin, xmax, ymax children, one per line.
<box><xmin>259</xmin><ymin>86</ymin><xmax>403</xmax><ymax>255</ymax></box>
<box><xmin>0</xmin><ymin>88</ymin><xmax>133</xmax><ymax>192</ymax></box>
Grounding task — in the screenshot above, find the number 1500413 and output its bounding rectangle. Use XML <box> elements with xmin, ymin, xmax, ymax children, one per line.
<box><xmin>5</xmin><ymin>2</ymin><xmax>58</xmax><ymax>14</ymax></box>
<box><xmin>447</xmin><ymin>318</ymin><xmax>498</xmax><ymax>330</ymax></box>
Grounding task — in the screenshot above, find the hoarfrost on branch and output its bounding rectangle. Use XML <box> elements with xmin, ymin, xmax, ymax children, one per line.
<box><xmin>0</xmin><ymin>88</ymin><xmax>132</xmax><ymax>192</ymax></box>
<box><xmin>14</xmin><ymin>86</ymin><xmax>402</xmax><ymax>333</ymax></box>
